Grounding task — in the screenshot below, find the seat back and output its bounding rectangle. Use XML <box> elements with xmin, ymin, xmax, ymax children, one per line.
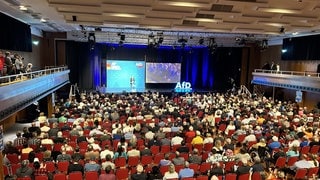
<box><xmin>85</xmin><ymin>171</ymin><xmax>99</xmax><ymax>179</ymax></box>
<box><xmin>69</xmin><ymin>171</ymin><xmax>83</xmax><ymax>180</ymax></box>
<box><xmin>294</xmin><ymin>168</ymin><xmax>308</xmax><ymax>179</ymax></box>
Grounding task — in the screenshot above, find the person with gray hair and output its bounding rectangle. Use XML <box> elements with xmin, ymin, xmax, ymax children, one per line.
<box><xmin>179</xmin><ymin>161</ymin><xmax>194</xmax><ymax>179</ymax></box>
<box><xmin>15</xmin><ymin>160</ymin><xmax>34</xmax><ymax>179</ymax></box>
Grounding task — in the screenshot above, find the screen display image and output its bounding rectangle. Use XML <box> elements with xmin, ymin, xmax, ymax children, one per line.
<box><xmin>146</xmin><ymin>63</ymin><xmax>181</xmax><ymax>83</ymax></box>
<box><xmin>106</xmin><ymin>60</ymin><xmax>145</xmax><ymax>93</ymax></box>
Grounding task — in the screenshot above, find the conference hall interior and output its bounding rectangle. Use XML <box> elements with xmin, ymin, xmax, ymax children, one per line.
<box><xmin>1</xmin><ymin>0</ymin><xmax>320</xmax><ymax>180</ymax></box>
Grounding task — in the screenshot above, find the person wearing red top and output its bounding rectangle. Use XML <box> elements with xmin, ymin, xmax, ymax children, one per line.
<box><xmin>185</xmin><ymin>126</ymin><xmax>196</xmax><ymax>139</ymax></box>
<box><xmin>0</xmin><ymin>51</ymin><xmax>4</xmax><ymax>76</ymax></box>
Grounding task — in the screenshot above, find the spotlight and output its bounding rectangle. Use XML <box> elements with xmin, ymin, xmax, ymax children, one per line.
<box><xmin>88</xmin><ymin>32</ymin><xmax>95</xmax><ymax>50</ymax></box>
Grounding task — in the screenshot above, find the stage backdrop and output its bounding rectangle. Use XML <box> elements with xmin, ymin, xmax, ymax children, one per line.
<box><xmin>65</xmin><ymin>42</ymin><xmax>242</xmax><ymax>92</ymax></box>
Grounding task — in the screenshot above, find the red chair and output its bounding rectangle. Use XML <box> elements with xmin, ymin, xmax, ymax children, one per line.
<box><xmin>21</xmin><ymin>153</ymin><xmax>29</xmax><ymax>160</ymax></box>
<box><xmin>227</xmin><ymin>129</ymin><xmax>236</xmax><ymax>137</ymax></box>
<box><xmin>153</xmin><ymin>153</ymin><xmax>165</xmax><ymax>164</ymax></box>
<box><xmin>141</xmin><ymin>155</ymin><xmax>153</xmax><ymax>166</ymax></box>
<box><xmin>218</xmin><ymin>124</ymin><xmax>226</xmax><ymax>132</ymax></box>
<box><xmin>175</xmin><ymin>164</ymin><xmax>184</xmax><ymax>173</ymax></box>
<box><xmin>42</xmin><ymin>144</ymin><xmax>52</xmax><ymax>151</ymax></box>
<box><xmin>53</xmin><ymin>173</ymin><xmax>67</xmax><ymax>180</ymax></box>
<box><xmin>287</xmin><ymin>156</ymin><xmax>299</xmax><ymax>166</ymax></box>
<box><xmin>7</xmin><ymin>153</ymin><xmax>20</xmax><ymax>164</ymax></box>
<box><xmin>45</xmin><ymin>161</ymin><xmax>56</xmax><ymax>173</ymax></box>
<box><xmin>150</xmin><ymin>145</ymin><xmax>160</xmax><ymax>155</ymax></box>
<box><xmin>85</xmin><ymin>171</ymin><xmax>99</xmax><ymax>179</ymax></box>
<box><xmin>307</xmin><ymin>167</ymin><xmax>319</xmax><ymax>179</ymax></box>
<box><xmin>35</xmin><ymin>176</ymin><xmax>48</xmax><ymax>180</ymax></box>
<box><xmin>181</xmin><ymin>178</ymin><xmax>195</xmax><ymax>180</ymax></box>
<box><xmin>57</xmin><ymin>161</ymin><xmax>69</xmax><ymax>173</ymax></box>
<box><xmin>201</xmin><ymin>152</ymin><xmax>209</xmax><ymax>162</ymax></box>
<box><xmin>309</xmin><ymin>145</ymin><xmax>319</xmax><ymax>154</ymax></box>
<box><xmin>238</xmin><ymin>173</ymin><xmax>250</xmax><ymax>180</ymax></box>
<box><xmin>161</xmin><ymin>145</ymin><xmax>171</xmax><ymax>154</ymax></box>
<box><xmin>68</xmin><ymin>171</ymin><xmax>83</xmax><ymax>180</ymax></box>
<box><xmin>224</xmin><ymin>161</ymin><xmax>236</xmax><ymax>173</ymax></box>
<box><xmin>160</xmin><ymin>165</ymin><xmax>169</xmax><ymax>175</ymax></box>
<box><xmin>35</xmin><ymin>152</ymin><xmax>44</xmax><ymax>162</ymax></box>
<box><xmin>180</xmin><ymin>153</ymin><xmax>189</xmax><ymax>161</ymax></box>
<box><xmin>67</xmin><ymin>141</ymin><xmax>77</xmax><ymax>149</ymax></box>
<box><xmin>16</xmin><ymin>178</ymin><xmax>32</xmax><ymax>180</ymax></box>
<box><xmin>199</xmin><ymin>162</ymin><xmax>211</xmax><ymax>174</ymax></box>
<box><xmin>251</xmin><ymin>172</ymin><xmax>262</xmax><ymax>180</ymax></box>
<box><xmin>237</xmin><ymin>134</ymin><xmax>246</xmax><ymax>143</ymax></box>
<box><xmin>225</xmin><ymin>173</ymin><xmax>237</xmax><ymax>180</ymax></box>
<box><xmin>53</xmin><ymin>143</ymin><xmax>64</xmax><ymax>151</ymax></box>
<box><xmin>274</xmin><ymin>157</ymin><xmax>286</xmax><ymax>168</ymax></box>
<box><xmin>172</xmin><ymin>144</ymin><xmax>181</xmax><ymax>152</ymax></box>
<box><xmin>203</xmin><ymin>143</ymin><xmax>213</xmax><ymax>152</ymax></box>
<box><xmin>78</xmin><ymin>141</ymin><xmax>88</xmax><ymax>150</ymax></box>
<box><xmin>196</xmin><ymin>176</ymin><xmax>209</xmax><ymax>180</ymax></box>
<box><xmin>11</xmin><ymin>163</ymin><xmax>21</xmax><ymax>174</ymax></box>
<box><xmin>189</xmin><ymin>163</ymin><xmax>199</xmax><ymax>174</ymax></box>
<box><xmin>300</xmin><ymin>146</ymin><xmax>310</xmax><ymax>155</ymax></box>
<box><xmin>114</xmin><ymin>157</ymin><xmax>127</xmax><ymax>168</ymax></box>
<box><xmin>293</xmin><ymin>168</ymin><xmax>308</xmax><ymax>179</ymax></box>
<box><xmin>128</xmin><ymin>156</ymin><xmax>140</xmax><ymax>167</ymax></box>
<box><xmin>116</xmin><ymin>168</ymin><xmax>129</xmax><ymax>180</ymax></box>
<box><xmin>193</xmin><ymin>144</ymin><xmax>203</xmax><ymax>153</ymax></box>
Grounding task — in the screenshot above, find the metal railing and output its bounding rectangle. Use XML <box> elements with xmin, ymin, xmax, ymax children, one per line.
<box><xmin>0</xmin><ymin>66</ymin><xmax>68</xmax><ymax>86</ymax></box>
<box><xmin>239</xmin><ymin>85</ymin><xmax>252</xmax><ymax>97</ymax></box>
<box><xmin>254</xmin><ymin>69</ymin><xmax>320</xmax><ymax>77</ymax></box>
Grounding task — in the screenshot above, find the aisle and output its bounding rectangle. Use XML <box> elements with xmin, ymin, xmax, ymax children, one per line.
<box><xmin>3</xmin><ymin>122</ymin><xmax>31</xmax><ymax>144</ymax></box>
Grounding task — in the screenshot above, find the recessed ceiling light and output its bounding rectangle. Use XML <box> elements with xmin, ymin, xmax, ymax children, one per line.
<box><xmin>106</xmin><ymin>13</ymin><xmax>142</xmax><ymax>18</ymax></box>
<box><xmin>40</xmin><ymin>18</ymin><xmax>47</xmax><ymax>23</ymax></box>
<box><xmin>19</xmin><ymin>5</ymin><xmax>28</xmax><ymax>11</ymax></box>
<box><xmin>258</xmin><ymin>8</ymin><xmax>299</xmax><ymax>14</ymax></box>
<box><xmin>165</xmin><ymin>2</ymin><xmax>206</xmax><ymax>7</ymax></box>
<box><xmin>292</xmin><ymin>32</ymin><xmax>299</xmax><ymax>35</ymax></box>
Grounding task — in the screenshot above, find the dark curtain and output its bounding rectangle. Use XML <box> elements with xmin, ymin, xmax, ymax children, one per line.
<box><xmin>0</xmin><ymin>12</ymin><xmax>32</xmax><ymax>52</ymax></box>
<box><xmin>282</xmin><ymin>35</ymin><xmax>320</xmax><ymax>60</ymax></box>
<box><xmin>66</xmin><ymin>41</ymin><xmax>95</xmax><ymax>90</ymax></box>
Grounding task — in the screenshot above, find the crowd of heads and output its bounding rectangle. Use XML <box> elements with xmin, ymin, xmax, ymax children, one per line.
<box><xmin>3</xmin><ymin>89</ymin><xmax>320</xmax><ymax>179</ymax></box>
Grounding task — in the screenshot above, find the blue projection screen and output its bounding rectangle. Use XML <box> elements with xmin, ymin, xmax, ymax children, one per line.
<box><xmin>106</xmin><ymin>60</ymin><xmax>145</xmax><ymax>93</ymax></box>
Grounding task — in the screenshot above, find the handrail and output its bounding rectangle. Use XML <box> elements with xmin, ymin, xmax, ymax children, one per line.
<box><xmin>0</xmin><ymin>66</ymin><xmax>68</xmax><ymax>86</ymax></box>
<box><xmin>240</xmin><ymin>85</ymin><xmax>252</xmax><ymax>98</ymax></box>
<box><xmin>254</xmin><ymin>69</ymin><xmax>320</xmax><ymax>77</ymax></box>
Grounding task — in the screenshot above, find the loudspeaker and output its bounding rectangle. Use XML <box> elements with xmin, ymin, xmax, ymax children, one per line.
<box><xmin>72</xmin><ymin>15</ymin><xmax>77</xmax><ymax>22</ymax></box>
<box><xmin>317</xmin><ymin>64</ymin><xmax>320</xmax><ymax>73</ymax></box>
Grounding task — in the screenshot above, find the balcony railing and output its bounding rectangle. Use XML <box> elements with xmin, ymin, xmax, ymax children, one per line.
<box><xmin>254</xmin><ymin>69</ymin><xmax>320</xmax><ymax>78</ymax></box>
<box><xmin>0</xmin><ymin>66</ymin><xmax>68</xmax><ymax>86</ymax></box>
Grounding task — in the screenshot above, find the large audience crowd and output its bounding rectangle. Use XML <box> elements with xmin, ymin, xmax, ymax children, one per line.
<box><xmin>2</xmin><ymin>89</ymin><xmax>320</xmax><ymax>180</ymax></box>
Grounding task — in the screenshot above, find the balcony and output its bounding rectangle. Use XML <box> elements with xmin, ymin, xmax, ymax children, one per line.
<box><xmin>0</xmin><ymin>67</ymin><xmax>70</xmax><ymax>121</ymax></box>
<box><xmin>252</xmin><ymin>69</ymin><xmax>320</xmax><ymax>93</ymax></box>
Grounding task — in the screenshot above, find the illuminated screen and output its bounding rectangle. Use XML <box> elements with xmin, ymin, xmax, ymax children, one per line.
<box><xmin>146</xmin><ymin>63</ymin><xmax>181</xmax><ymax>83</ymax></box>
<box><xmin>106</xmin><ymin>60</ymin><xmax>145</xmax><ymax>93</ymax></box>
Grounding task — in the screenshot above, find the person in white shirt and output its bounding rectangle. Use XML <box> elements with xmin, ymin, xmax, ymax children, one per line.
<box><xmin>171</xmin><ymin>134</ymin><xmax>184</xmax><ymax>146</ymax></box>
<box><xmin>203</xmin><ymin>133</ymin><xmax>214</xmax><ymax>144</ymax></box>
<box><xmin>225</xmin><ymin>121</ymin><xmax>236</xmax><ymax>136</ymax></box>
<box><xmin>243</xmin><ymin>130</ymin><xmax>257</xmax><ymax>143</ymax></box>
<box><xmin>100</xmin><ymin>145</ymin><xmax>114</xmax><ymax>160</ymax></box>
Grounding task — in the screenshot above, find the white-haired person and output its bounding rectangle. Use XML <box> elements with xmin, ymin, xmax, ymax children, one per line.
<box><xmin>163</xmin><ymin>164</ymin><xmax>179</xmax><ymax>180</ymax></box>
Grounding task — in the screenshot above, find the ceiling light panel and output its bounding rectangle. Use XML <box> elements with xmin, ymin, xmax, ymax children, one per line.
<box><xmin>257</xmin><ymin>7</ymin><xmax>300</xmax><ymax>14</ymax></box>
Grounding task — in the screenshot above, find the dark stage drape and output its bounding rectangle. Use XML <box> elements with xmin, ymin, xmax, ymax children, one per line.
<box><xmin>65</xmin><ymin>42</ymin><xmax>242</xmax><ymax>92</ymax></box>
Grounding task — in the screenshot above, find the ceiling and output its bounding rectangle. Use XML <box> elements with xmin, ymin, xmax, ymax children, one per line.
<box><xmin>2</xmin><ymin>0</ymin><xmax>320</xmax><ymax>47</ymax></box>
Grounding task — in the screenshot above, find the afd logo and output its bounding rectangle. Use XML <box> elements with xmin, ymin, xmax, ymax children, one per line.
<box><xmin>175</xmin><ymin>81</ymin><xmax>192</xmax><ymax>92</ymax></box>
